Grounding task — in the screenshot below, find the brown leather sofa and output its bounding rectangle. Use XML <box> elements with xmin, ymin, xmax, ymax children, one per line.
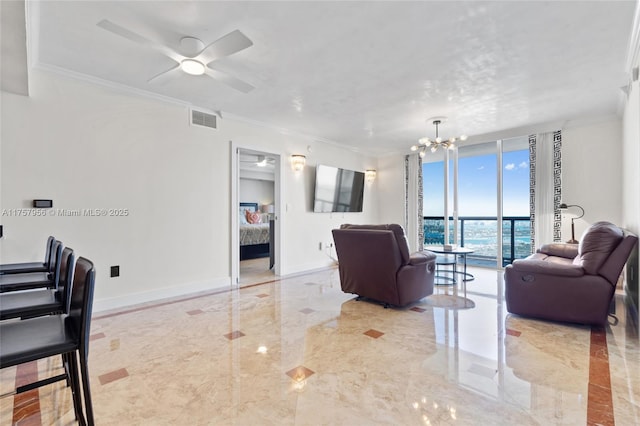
<box><xmin>505</xmin><ymin>221</ymin><xmax>638</xmax><ymax>325</ymax></box>
<box><xmin>331</xmin><ymin>224</ymin><xmax>436</xmax><ymax>307</ymax></box>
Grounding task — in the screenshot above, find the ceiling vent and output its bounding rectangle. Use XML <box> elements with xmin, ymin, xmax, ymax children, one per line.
<box><xmin>190</xmin><ymin>109</ymin><xmax>217</xmax><ymax>129</ymax></box>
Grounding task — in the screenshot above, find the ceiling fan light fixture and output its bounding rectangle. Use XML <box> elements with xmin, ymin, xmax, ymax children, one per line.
<box><xmin>256</xmin><ymin>156</ymin><xmax>268</xmax><ymax>167</ymax></box>
<box><xmin>181</xmin><ymin>59</ymin><xmax>206</xmax><ymax>76</ymax></box>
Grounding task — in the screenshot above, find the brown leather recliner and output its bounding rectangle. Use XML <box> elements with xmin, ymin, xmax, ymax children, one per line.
<box><xmin>505</xmin><ymin>221</ymin><xmax>638</xmax><ymax>325</ymax></box>
<box><xmin>331</xmin><ymin>224</ymin><xmax>436</xmax><ymax>307</ymax></box>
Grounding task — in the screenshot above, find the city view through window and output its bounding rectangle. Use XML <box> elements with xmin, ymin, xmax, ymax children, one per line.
<box><xmin>423</xmin><ymin>146</ymin><xmax>531</xmax><ymax>266</ymax></box>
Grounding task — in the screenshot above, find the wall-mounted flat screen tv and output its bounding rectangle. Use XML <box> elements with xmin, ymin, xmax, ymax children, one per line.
<box><xmin>313</xmin><ymin>164</ymin><xmax>365</xmax><ymax>212</ymax></box>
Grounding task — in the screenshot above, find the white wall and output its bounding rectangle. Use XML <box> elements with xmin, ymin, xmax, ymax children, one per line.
<box><xmin>223</xmin><ymin>119</ymin><xmax>380</xmax><ymax>275</ymax></box>
<box><xmin>0</xmin><ymin>69</ymin><xmax>379</xmax><ymax>311</ymax></box>
<box><xmin>623</xmin><ymin>80</ymin><xmax>640</xmax><ymax>235</ymax></box>
<box><xmin>239</xmin><ymin>178</ymin><xmax>274</xmax><ymax>207</ymax></box>
<box><xmin>377</xmin><ymin>154</ymin><xmax>406</xmax><ymax>226</ymax></box>
<box><xmin>622</xmin><ymin>65</ymin><xmax>640</xmax><ymax>314</ymax></box>
<box><xmin>561</xmin><ymin>116</ymin><xmax>623</xmax><ymax>238</ymax></box>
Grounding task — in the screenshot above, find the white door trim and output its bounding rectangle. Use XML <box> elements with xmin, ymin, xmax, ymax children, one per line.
<box><xmin>230</xmin><ymin>142</ymin><xmax>283</xmax><ymax>286</ymax></box>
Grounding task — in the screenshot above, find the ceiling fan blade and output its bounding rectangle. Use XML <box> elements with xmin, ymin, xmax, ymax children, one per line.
<box><xmin>204</xmin><ymin>68</ymin><xmax>254</xmax><ymax>93</ymax></box>
<box><xmin>97</xmin><ymin>19</ymin><xmax>183</xmax><ymax>63</ymax></box>
<box><xmin>147</xmin><ymin>63</ymin><xmax>181</xmax><ymax>83</ymax></box>
<box><xmin>197</xmin><ymin>30</ymin><xmax>253</xmax><ymax>64</ymax></box>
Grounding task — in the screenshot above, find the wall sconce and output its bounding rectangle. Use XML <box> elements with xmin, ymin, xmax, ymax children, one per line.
<box><xmin>560</xmin><ymin>202</ymin><xmax>585</xmax><ymax>244</ymax></box>
<box><xmin>365</xmin><ymin>169</ymin><xmax>377</xmax><ymax>182</ymax></box>
<box><xmin>291</xmin><ymin>154</ymin><xmax>306</xmax><ymax>172</ymax></box>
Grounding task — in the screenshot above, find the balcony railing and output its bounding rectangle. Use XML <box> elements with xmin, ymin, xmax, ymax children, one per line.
<box><xmin>424</xmin><ymin>216</ymin><xmax>532</xmax><ymax>266</ymax></box>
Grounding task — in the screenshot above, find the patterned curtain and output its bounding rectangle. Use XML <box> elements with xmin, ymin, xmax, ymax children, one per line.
<box><xmin>418</xmin><ymin>157</ymin><xmax>424</xmax><ymax>248</ymax></box>
<box><xmin>404</xmin><ymin>154</ymin><xmax>424</xmax><ymax>252</ymax></box>
<box><xmin>529</xmin><ymin>130</ymin><xmax>562</xmax><ymax>251</ymax></box>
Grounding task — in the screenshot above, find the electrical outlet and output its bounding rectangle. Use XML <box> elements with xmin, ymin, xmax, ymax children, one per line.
<box><xmin>110</xmin><ymin>265</ymin><xmax>120</xmax><ymax>278</ymax></box>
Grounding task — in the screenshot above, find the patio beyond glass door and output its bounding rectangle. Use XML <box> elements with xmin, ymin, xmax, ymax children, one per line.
<box><xmin>422</xmin><ymin>137</ymin><xmax>531</xmax><ymax>268</ymax></box>
<box><xmin>457</xmin><ymin>142</ymin><xmax>498</xmax><ymax>266</ymax></box>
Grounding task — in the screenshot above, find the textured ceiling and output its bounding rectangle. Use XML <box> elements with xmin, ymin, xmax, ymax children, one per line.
<box><xmin>29</xmin><ymin>1</ymin><xmax>637</xmax><ymax>154</ymax></box>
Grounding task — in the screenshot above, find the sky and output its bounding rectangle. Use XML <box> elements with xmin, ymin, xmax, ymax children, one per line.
<box><xmin>423</xmin><ymin>149</ymin><xmax>530</xmax><ymax>217</ymax></box>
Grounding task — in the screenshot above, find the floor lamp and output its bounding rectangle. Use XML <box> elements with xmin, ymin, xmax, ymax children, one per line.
<box><xmin>560</xmin><ymin>203</ymin><xmax>585</xmax><ymax>244</ymax></box>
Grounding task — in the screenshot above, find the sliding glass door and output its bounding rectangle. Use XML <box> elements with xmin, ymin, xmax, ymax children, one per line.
<box><xmin>423</xmin><ymin>152</ymin><xmax>446</xmax><ymax>245</ymax></box>
<box><xmin>501</xmin><ymin>137</ymin><xmax>530</xmax><ymax>265</ymax></box>
<box><xmin>422</xmin><ymin>137</ymin><xmax>531</xmax><ymax>268</ymax></box>
<box><xmin>457</xmin><ymin>142</ymin><xmax>498</xmax><ymax>266</ymax></box>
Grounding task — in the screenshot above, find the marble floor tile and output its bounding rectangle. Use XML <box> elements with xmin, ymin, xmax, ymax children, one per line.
<box><xmin>2</xmin><ymin>265</ymin><xmax>639</xmax><ymax>425</ymax></box>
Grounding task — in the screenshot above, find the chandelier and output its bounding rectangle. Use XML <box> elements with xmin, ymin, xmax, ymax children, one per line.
<box><xmin>411</xmin><ymin>119</ymin><xmax>467</xmax><ymax>157</ymax></box>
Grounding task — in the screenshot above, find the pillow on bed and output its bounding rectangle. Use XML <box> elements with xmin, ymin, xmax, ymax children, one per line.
<box><xmin>245</xmin><ymin>209</ymin><xmax>262</xmax><ymax>224</ymax></box>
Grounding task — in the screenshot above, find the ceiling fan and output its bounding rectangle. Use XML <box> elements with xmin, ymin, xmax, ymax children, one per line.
<box><xmin>97</xmin><ymin>19</ymin><xmax>254</xmax><ymax>93</ymax></box>
<box><xmin>240</xmin><ymin>155</ymin><xmax>275</xmax><ymax>168</ymax></box>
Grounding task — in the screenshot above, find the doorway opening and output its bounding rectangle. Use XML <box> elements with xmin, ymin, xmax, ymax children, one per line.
<box><xmin>235</xmin><ymin>148</ymin><xmax>280</xmax><ymax>286</ymax></box>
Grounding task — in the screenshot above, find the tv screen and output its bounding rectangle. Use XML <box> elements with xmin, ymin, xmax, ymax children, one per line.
<box><xmin>313</xmin><ymin>164</ymin><xmax>365</xmax><ymax>212</ymax></box>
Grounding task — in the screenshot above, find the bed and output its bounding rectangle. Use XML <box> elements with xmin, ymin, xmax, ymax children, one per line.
<box><xmin>239</xmin><ymin>202</ymin><xmax>274</xmax><ymax>268</ymax></box>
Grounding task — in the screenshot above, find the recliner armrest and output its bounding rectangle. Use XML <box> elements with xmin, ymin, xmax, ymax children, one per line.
<box><xmin>409</xmin><ymin>251</ymin><xmax>436</xmax><ymax>265</ymax></box>
<box><xmin>537</xmin><ymin>243</ymin><xmax>579</xmax><ymax>259</ymax></box>
<box><xmin>509</xmin><ymin>259</ymin><xmax>585</xmax><ymax>277</ymax></box>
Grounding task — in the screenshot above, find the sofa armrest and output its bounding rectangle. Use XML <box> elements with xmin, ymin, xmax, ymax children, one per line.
<box><xmin>537</xmin><ymin>243</ymin><xmax>579</xmax><ymax>259</ymax></box>
<box><xmin>409</xmin><ymin>251</ymin><xmax>436</xmax><ymax>265</ymax></box>
<box><xmin>509</xmin><ymin>259</ymin><xmax>585</xmax><ymax>277</ymax></box>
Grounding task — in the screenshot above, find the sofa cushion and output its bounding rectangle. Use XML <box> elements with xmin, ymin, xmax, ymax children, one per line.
<box><xmin>340</xmin><ymin>224</ymin><xmax>410</xmax><ymax>263</ymax></box>
<box><xmin>572</xmin><ymin>221</ymin><xmax>623</xmax><ymax>275</ymax></box>
<box><xmin>538</xmin><ymin>243</ymin><xmax>579</xmax><ymax>259</ymax></box>
<box><xmin>528</xmin><ymin>253</ymin><xmax>549</xmax><ymax>261</ymax></box>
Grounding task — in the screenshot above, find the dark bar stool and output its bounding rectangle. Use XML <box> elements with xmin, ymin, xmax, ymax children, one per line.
<box><xmin>0</xmin><ymin>236</ymin><xmax>56</xmax><ymax>274</ymax></box>
<box><xmin>0</xmin><ymin>241</ymin><xmax>63</xmax><ymax>293</ymax></box>
<box><xmin>0</xmin><ymin>247</ymin><xmax>75</xmax><ymax>320</ymax></box>
<box><xmin>1</xmin><ymin>257</ymin><xmax>96</xmax><ymax>426</ymax></box>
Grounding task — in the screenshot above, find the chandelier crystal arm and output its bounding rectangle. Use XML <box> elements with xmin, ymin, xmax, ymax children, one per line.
<box><xmin>411</xmin><ymin>118</ymin><xmax>467</xmax><ymax>156</ymax></box>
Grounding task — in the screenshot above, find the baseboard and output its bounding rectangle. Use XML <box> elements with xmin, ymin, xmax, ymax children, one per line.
<box><xmin>93</xmin><ymin>276</ymin><xmax>231</xmax><ymax>313</ymax></box>
<box><xmin>281</xmin><ymin>260</ymin><xmax>338</xmax><ymax>277</ymax></box>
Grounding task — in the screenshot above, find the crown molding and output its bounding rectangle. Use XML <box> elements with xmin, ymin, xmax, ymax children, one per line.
<box><xmin>221</xmin><ymin>111</ymin><xmax>367</xmax><ymax>155</ymax></box>
<box><xmin>33</xmin><ymin>61</ymin><xmax>384</xmax><ymax>158</ymax></box>
<box><xmin>33</xmin><ymin>62</ymin><xmax>195</xmax><ymax>109</ymax></box>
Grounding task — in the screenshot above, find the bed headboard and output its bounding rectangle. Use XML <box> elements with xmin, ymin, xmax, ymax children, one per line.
<box><xmin>240</xmin><ymin>202</ymin><xmax>259</xmax><ymax>213</ymax></box>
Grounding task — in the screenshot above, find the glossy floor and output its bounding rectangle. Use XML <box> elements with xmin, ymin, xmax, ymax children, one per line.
<box><xmin>239</xmin><ymin>257</ymin><xmax>274</xmax><ymax>286</ymax></box>
<box><xmin>1</xmin><ymin>267</ymin><xmax>639</xmax><ymax>425</ymax></box>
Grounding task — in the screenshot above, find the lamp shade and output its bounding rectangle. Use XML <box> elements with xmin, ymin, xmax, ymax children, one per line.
<box><xmin>291</xmin><ymin>155</ymin><xmax>306</xmax><ymax>171</ymax></box>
